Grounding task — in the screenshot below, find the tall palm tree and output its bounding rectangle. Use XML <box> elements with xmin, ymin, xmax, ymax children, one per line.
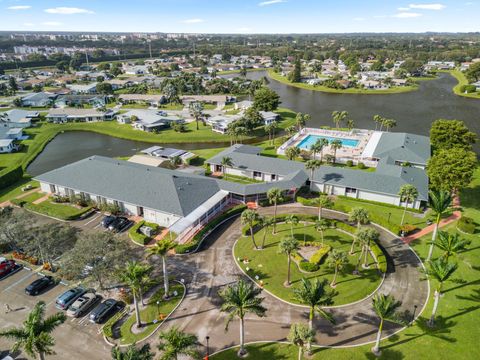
<box><xmin>219</xmin><ymin>279</ymin><xmax>267</xmax><ymax>357</ymax></box>
<box><xmin>312</xmin><ymin>194</ymin><xmax>332</xmax><ymax>221</ymax></box>
<box><xmin>189</xmin><ymin>101</ymin><xmax>204</xmax><ymax>130</ymax></box>
<box><xmin>432</xmin><ymin>231</ymin><xmax>469</xmax><ymax>261</ymax></box>
<box><xmin>398</xmin><ymin>184</ymin><xmax>418</xmax><ymax>226</ymax></box>
<box><xmin>326</xmin><ymin>250</ymin><xmax>348</xmax><ymax>287</ymax></box>
<box><xmin>0</xmin><ymin>301</ymin><xmax>66</xmax><ymax>360</ymax></box>
<box><xmin>424</xmin><ymin>258</ymin><xmax>458</xmax><ymax>327</ymax></box>
<box><xmin>331</xmin><ymin>110</ymin><xmax>348</xmax><ymax>129</ymax></box>
<box><xmin>220</xmin><ymin>156</ymin><xmax>233</xmax><ymax>180</ymax></box>
<box><xmin>295</xmin><ymin>112</ymin><xmax>311</xmax><ymax>130</ymax></box>
<box><xmin>288</xmin><ymin>323</ymin><xmax>315</xmax><ymax>360</ymax></box>
<box><xmin>285</xmin><ymin>146</ymin><xmax>301</xmax><ymax>161</ymax></box>
<box><xmin>293</xmin><ymin>278</ymin><xmax>335</xmax><ymax>329</ymax></box>
<box><xmin>315</xmin><ymin>218</ymin><xmax>329</xmax><ymax>246</ymax></box>
<box><xmin>330</xmin><ymin>139</ymin><xmax>343</xmax><ymax>164</ymax></box>
<box><xmin>278</xmin><ymin>236</ymin><xmax>299</xmax><ymax>286</ymax></box>
<box><xmin>383</xmin><ymin>118</ymin><xmax>397</xmax><ymax>132</ymax></box>
<box><xmin>348</xmin><ymin>207</ymin><xmax>370</xmax><ymax>230</ymax></box>
<box><xmin>118</xmin><ymin>261</ymin><xmax>153</xmax><ymax>328</ymax></box>
<box><xmin>111</xmin><ymin>343</ymin><xmax>154</xmax><ymax>360</ymax></box>
<box><xmin>373</xmin><ymin>114</ymin><xmax>383</xmax><ymax>131</ymax></box>
<box><xmin>371</xmin><ymin>294</ymin><xmax>404</xmax><ymax>356</ymax></box>
<box><xmin>241</xmin><ymin>209</ymin><xmax>260</xmax><ymax>249</ymax></box>
<box><xmin>259</xmin><ymin>216</ymin><xmax>275</xmax><ymax>249</ymax></box>
<box><xmin>353</xmin><ymin>227</ymin><xmax>379</xmax><ymax>269</ymax></box>
<box><xmin>286</xmin><ymin>214</ymin><xmax>299</xmax><ymax>237</ymax></box>
<box><xmin>427</xmin><ymin>190</ymin><xmax>452</xmax><ymax>261</ymax></box>
<box><xmin>346</xmin><ymin>119</ymin><xmax>355</xmax><ymax>131</ymax></box>
<box><xmin>264</xmin><ymin>122</ymin><xmax>278</xmax><ymax>145</ymax></box>
<box><xmin>267</xmin><ymin>187</ymin><xmax>283</xmax><ymax>234</ymax></box>
<box><xmin>157</xmin><ymin>327</ymin><xmax>200</xmax><ymax>360</ymax></box>
<box><xmin>309</xmin><ymin>139</ymin><xmax>322</xmax><ymax>160</ymax></box>
<box><xmin>146</xmin><ymin>239</ymin><xmax>176</xmax><ymax>298</ymax></box>
<box><xmin>305</xmin><ymin>159</ymin><xmax>321</xmax><ymax>184</ymax></box>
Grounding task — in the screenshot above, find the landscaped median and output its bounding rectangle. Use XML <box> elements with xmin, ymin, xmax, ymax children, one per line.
<box><xmin>235</xmin><ymin>218</ymin><xmax>385</xmax><ymax>306</ymax></box>
<box><xmin>128</xmin><ymin>220</ymin><xmax>162</xmax><ymax>246</ymax></box>
<box><xmin>103</xmin><ymin>282</ymin><xmax>185</xmax><ymax>346</ymax></box>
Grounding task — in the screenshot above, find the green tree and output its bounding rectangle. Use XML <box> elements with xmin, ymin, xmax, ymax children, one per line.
<box><xmin>189</xmin><ymin>101</ymin><xmax>204</xmax><ymax>130</ymax></box>
<box><xmin>111</xmin><ymin>343</ymin><xmax>154</xmax><ymax>360</ymax></box>
<box><xmin>305</xmin><ymin>159</ymin><xmax>321</xmax><ymax>182</ymax></box>
<box><xmin>157</xmin><ymin>327</ymin><xmax>199</xmax><ymax>360</ymax></box>
<box><xmin>398</xmin><ymin>184</ymin><xmax>418</xmax><ymax>225</ymax></box>
<box><xmin>241</xmin><ymin>209</ymin><xmax>260</xmax><ymax>249</ymax></box>
<box><xmin>264</xmin><ymin>122</ymin><xmax>278</xmax><ymax>145</ymax></box>
<box><xmin>426</xmin><ymin>190</ymin><xmax>452</xmax><ymax>261</ymax></box>
<box><xmin>288</xmin><ymin>323</ymin><xmax>315</xmax><ymax>360</ymax></box>
<box><xmin>0</xmin><ymin>301</ymin><xmax>66</xmax><ymax>360</ymax></box>
<box><xmin>117</xmin><ymin>261</ymin><xmax>153</xmax><ymax>328</ymax></box>
<box><xmin>285</xmin><ymin>146</ymin><xmax>301</xmax><ymax>161</ymax></box>
<box><xmin>312</xmin><ymin>195</ymin><xmax>332</xmax><ymax>221</ymax></box>
<box><xmin>346</xmin><ymin>119</ymin><xmax>355</xmax><ymax>131</ymax></box>
<box><xmin>355</xmin><ymin>227</ymin><xmax>379</xmax><ymax>270</ymax></box>
<box><xmin>290</xmin><ymin>58</ymin><xmax>302</xmax><ymax>83</ymax></box>
<box><xmin>348</xmin><ymin>207</ymin><xmax>369</xmax><ymax>230</ymax></box>
<box><xmin>267</xmin><ymin>187</ymin><xmax>283</xmax><ymax>234</ymax></box>
<box><xmin>465</xmin><ymin>61</ymin><xmax>480</xmax><ymax>82</ymax></box>
<box><xmin>295</xmin><ymin>112</ymin><xmax>311</xmax><ymax>130</ymax></box>
<box><xmin>146</xmin><ymin>239</ymin><xmax>176</xmax><ymax>298</ymax></box>
<box><xmin>219</xmin><ymin>280</ymin><xmax>267</xmax><ymax>357</ymax></box>
<box><xmin>331</xmin><ymin>110</ymin><xmax>348</xmax><ymax>129</ymax></box>
<box><xmin>430</xmin><ymin>119</ymin><xmax>477</xmax><ymax>151</ymax></box>
<box><xmin>427</xmin><ymin>148</ymin><xmax>477</xmax><ymax>192</ymax></box>
<box><xmin>309</xmin><ymin>138</ymin><xmax>326</xmax><ymax>160</ymax></box>
<box><xmin>220</xmin><ymin>156</ymin><xmax>233</xmax><ymax>179</ymax></box>
<box><xmin>259</xmin><ymin>216</ymin><xmax>275</xmax><ymax>249</ymax></box>
<box><xmin>371</xmin><ymin>294</ymin><xmax>404</xmax><ymax>356</ymax></box>
<box><xmin>373</xmin><ymin>114</ymin><xmax>384</xmax><ymax>131</ymax></box>
<box><xmin>286</xmin><ymin>214</ymin><xmax>299</xmax><ymax>237</ymax></box>
<box><xmin>326</xmin><ymin>250</ymin><xmax>348</xmax><ymax>287</ymax></box>
<box><xmin>253</xmin><ymin>87</ymin><xmax>281</xmax><ymax>111</ymax></box>
<box><xmin>423</xmin><ymin>258</ymin><xmax>458</xmax><ymax>327</ymax></box>
<box><xmin>432</xmin><ymin>231</ymin><xmax>469</xmax><ymax>262</ymax></box>
<box><xmin>315</xmin><ymin>218</ymin><xmax>329</xmax><ymax>246</ymax></box>
<box><xmin>278</xmin><ymin>236</ymin><xmax>299</xmax><ymax>286</ymax></box>
<box><xmin>330</xmin><ymin>139</ymin><xmax>342</xmax><ymax>164</ymax></box>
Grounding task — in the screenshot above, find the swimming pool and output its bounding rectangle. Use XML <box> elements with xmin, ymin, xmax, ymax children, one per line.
<box><xmin>297</xmin><ymin>135</ymin><xmax>359</xmax><ymax>149</ymax></box>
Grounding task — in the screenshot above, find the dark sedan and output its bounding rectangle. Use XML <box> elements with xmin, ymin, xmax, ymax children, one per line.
<box><xmin>89</xmin><ymin>299</ymin><xmax>123</xmax><ymax>323</ymax></box>
<box><xmin>25</xmin><ymin>275</ymin><xmax>55</xmax><ymax>296</ymax></box>
<box><xmin>101</xmin><ymin>215</ymin><xmax>117</xmax><ymax>228</ymax></box>
<box><xmin>108</xmin><ymin>217</ymin><xmax>131</xmax><ymax>232</ymax></box>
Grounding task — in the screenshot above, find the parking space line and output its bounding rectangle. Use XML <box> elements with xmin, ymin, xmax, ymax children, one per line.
<box><xmin>1</xmin><ymin>271</ymin><xmax>34</xmax><ymax>293</ymax></box>
<box><xmin>84</xmin><ymin>213</ymin><xmax>101</xmax><ymax>226</ymax></box>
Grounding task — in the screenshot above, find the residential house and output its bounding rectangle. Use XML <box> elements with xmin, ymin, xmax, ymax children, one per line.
<box><xmin>20</xmin><ymin>92</ymin><xmax>56</xmax><ymax>107</ymax></box>
<box><xmin>46</xmin><ymin>108</ymin><xmax>117</xmax><ymax>123</ymax></box>
<box><xmin>118</xmin><ymin>109</ymin><xmax>183</xmax><ymax>132</ymax></box>
<box><xmin>0</xmin><ymin>127</ymin><xmax>23</xmax><ymax>153</ymax></box>
<box><xmin>55</xmin><ymin>94</ymin><xmax>108</xmax><ymax>108</ymax></box>
<box><xmin>0</xmin><ymin>109</ymin><xmax>38</xmax><ymax>128</ymax></box>
<box><xmin>66</xmin><ymin>83</ymin><xmax>98</xmax><ymax>94</ymax></box>
<box><xmin>118</xmin><ymin>94</ymin><xmax>166</xmax><ymax>107</ymax></box>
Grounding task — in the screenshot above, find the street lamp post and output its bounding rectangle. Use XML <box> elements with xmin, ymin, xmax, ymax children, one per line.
<box><xmin>156</xmin><ymin>300</ymin><xmax>160</xmax><ymax>318</ymax></box>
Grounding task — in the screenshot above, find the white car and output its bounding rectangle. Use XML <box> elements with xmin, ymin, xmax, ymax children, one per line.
<box><xmin>66</xmin><ymin>293</ymin><xmax>101</xmax><ymax>318</ymax></box>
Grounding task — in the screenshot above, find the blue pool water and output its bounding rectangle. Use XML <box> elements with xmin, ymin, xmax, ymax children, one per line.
<box><xmin>297</xmin><ymin>135</ymin><xmax>359</xmax><ymax>149</ymax></box>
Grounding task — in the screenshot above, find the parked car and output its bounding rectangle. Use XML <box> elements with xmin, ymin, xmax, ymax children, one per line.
<box><xmin>89</xmin><ymin>299</ymin><xmax>123</xmax><ymax>323</ymax></box>
<box><xmin>101</xmin><ymin>215</ymin><xmax>117</xmax><ymax>228</ymax></box>
<box><xmin>0</xmin><ymin>257</ymin><xmax>21</xmax><ymax>279</ymax></box>
<box><xmin>108</xmin><ymin>217</ymin><xmax>131</xmax><ymax>232</ymax></box>
<box><xmin>55</xmin><ymin>287</ymin><xmax>88</xmax><ymax>310</ymax></box>
<box><xmin>66</xmin><ymin>293</ymin><xmax>101</xmax><ymax>317</ymax></box>
<box><xmin>25</xmin><ymin>275</ymin><xmax>55</xmax><ymax>295</ymax></box>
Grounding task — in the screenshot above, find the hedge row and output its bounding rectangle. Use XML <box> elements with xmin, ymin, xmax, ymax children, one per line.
<box><xmin>24</xmin><ymin>202</ymin><xmax>92</xmax><ymax>220</ymax></box>
<box><xmin>0</xmin><ymin>165</ymin><xmax>23</xmax><ymax>190</ymax></box>
<box><xmin>310</xmin><ymin>244</ymin><xmax>332</xmax><ymax>264</ymax></box>
<box><xmin>176</xmin><ymin>204</ymin><xmax>247</xmax><ymax>254</ymax></box>
<box><xmin>128</xmin><ymin>220</ymin><xmax>159</xmax><ymax>246</ymax></box>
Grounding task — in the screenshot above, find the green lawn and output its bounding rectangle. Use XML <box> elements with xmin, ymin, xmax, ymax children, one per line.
<box><xmin>449</xmin><ymin>69</ymin><xmax>480</xmax><ymax>99</ymax></box>
<box><xmin>214</xmin><ymin>167</ymin><xmax>480</xmax><ymax>360</ymax></box>
<box><xmin>268</xmin><ymin>69</ymin><xmax>418</xmax><ymax>95</ymax></box>
<box><xmin>0</xmin><ymin>178</ymin><xmax>38</xmax><ymax>203</ymax></box>
<box><xmin>158</xmin><ymin>103</ymin><xmax>184</xmax><ymax>110</ymax></box>
<box><xmin>214</xmin><ymin>173</ymin><xmax>263</xmax><ymax>184</ymax></box>
<box><xmin>117</xmin><ymin>283</ymin><xmax>184</xmax><ymax>345</ymax></box>
<box><xmin>234</xmin><ymin>223</ymin><xmax>382</xmax><ymax>306</ymax></box>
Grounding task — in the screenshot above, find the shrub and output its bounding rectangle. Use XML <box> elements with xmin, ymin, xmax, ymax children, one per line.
<box><xmin>400</xmin><ymin>224</ymin><xmax>417</xmax><ymax>235</ymax></box>
<box><xmin>357</xmin><ymin>162</ymin><xmax>366</xmax><ymax>169</ymax></box>
<box><xmin>299</xmin><ymin>261</ymin><xmax>319</xmax><ymax>272</ymax></box>
<box><xmin>128</xmin><ymin>220</ymin><xmax>159</xmax><ymax>245</ymax></box>
<box><xmin>460</xmin><ymin>84</ymin><xmax>477</xmax><ymax>93</ymax></box>
<box><xmin>346</xmin><ymin>160</ymin><xmax>354</xmax><ymax>167</ymax></box>
<box><xmin>310</xmin><ymin>245</ymin><xmax>331</xmax><ymax>264</ymax></box>
<box><xmin>457</xmin><ymin>216</ymin><xmax>476</xmax><ymax>234</ymax></box>
<box><xmin>0</xmin><ymin>166</ymin><xmax>23</xmax><ymax>189</ymax></box>
<box><xmin>11</xmin><ymin>198</ymin><xmax>26</xmax><ymax>207</ymax></box>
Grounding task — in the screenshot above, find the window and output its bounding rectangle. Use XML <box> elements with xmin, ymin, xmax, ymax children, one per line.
<box><xmin>271</xmin><ymin>174</ymin><xmax>276</xmax><ymax>180</ymax></box>
<box><xmin>346</xmin><ymin>187</ymin><xmax>357</xmax><ymax>194</ymax></box>
<box><xmin>253</xmin><ymin>171</ymin><xmax>262</xmax><ymax>177</ymax></box>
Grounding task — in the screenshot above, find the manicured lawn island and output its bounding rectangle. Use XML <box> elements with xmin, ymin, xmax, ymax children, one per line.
<box><xmin>104</xmin><ymin>283</ymin><xmax>185</xmax><ymax>345</ymax></box>
<box><xmin>128</xmin><ymin>220</ymin><xmax>162</xmax><ymax>246</ymax></box>
<box><xmin>447</xmin><ymin>69</ymin><xmax>480</xmax><ymax>100</ymax></box>
<box><xmin>234</xmin><ymin>222</ymin><xmax>383</xmax><ymax>306</ymax></box>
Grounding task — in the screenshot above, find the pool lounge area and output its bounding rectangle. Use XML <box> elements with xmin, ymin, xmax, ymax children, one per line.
<box><xmin>297</xmin><ymin>134</ymin><xmax>360</xmax><ymax>149</ymax></box>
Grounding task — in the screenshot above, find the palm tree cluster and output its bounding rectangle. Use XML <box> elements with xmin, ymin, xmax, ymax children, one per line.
<box><xmin>373</xmin><ymin>114</ymin><xmax>397</xmax><ymax>132</ymax></box>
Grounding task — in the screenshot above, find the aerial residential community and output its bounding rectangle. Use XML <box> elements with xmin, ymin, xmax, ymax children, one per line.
<box><xmin>1</xmin><ymin>2</ymin><xmax>480</xmax><ymax>360</ymax></box>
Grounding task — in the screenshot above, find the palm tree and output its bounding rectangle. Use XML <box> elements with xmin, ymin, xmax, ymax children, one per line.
<box><xmin>398</xmin><ymin>184</ymin><xmax>419</xmax><ymax>226</ymax></box>
<box><xmin>264</xmin><ymin>122</ymin><xmax>278</xmax><ymax>145</ymax></box>
<box><xmin>286</xmin><ymin>214</ymin><xmax>299</xmax><ymax>237</ymax></box>
<box><xmin>278</xmin><ymin>236</ymin><xmax>299</xmax><ymax>286</ymax></box>
<box><xmin>373</xmin><ymin>114</ymin><xmax>383</xmax><ymax>131</ymax></box>
<box><xmin>111</xmin><ymin>343</ymin><xmax>154</xmax><ymax>360</ymax></box>
<box><xmin>288</xmin><ymin>323</ymin><xmax>315</xmax><ymax>360</ymax></box>
<box><xmin>157</xmin><ymin>327</ymin><xmax>200</xmax><ymax>360</ymax></box>
<box><xmin>285</xmin><ymin>146</ymin><xmax>301</xmax><ymax>160</ymax></box>
<box><xmin>326</xmin><ymin>250</ymin><xmax>348</xmax><ymax>287</ymax></box>
<box><xmin>286</xmin><ymin>125</ymin><xmax>297</xmax><ymax>137</ymax></box>
<box><xmin>424</xmin><ymin>258</ymin><xmax>458</xmax><ymax>327</ymax></box>
<box><xmin>427</xmin><ymin>190</ymin><xmax>452</xmax><ymax>261</ymax></box>
<box><xmin>315</xmin><ymin>218</ymin><xmax>329</xmax><ymax>246</ymax></box>
<box><xmin>312</xmin><ymin>194</ymin><xmax>332</xmax><ymax>221</ymax></box>
<box><xmin>146</xmin><ymin>239</ymin><xmax>176</xmax><ymax>298</ymax></box>
<box><xmin>330</xmin><ymin>139</ymin><xmax>343</xmax><ymax>164</ymax></box>
<box><xmin>259</xmin><ymin>216</ymin><xmax>275</xmax><ymax>249</ymax></box>
<box><xmin>305</xmin><ymin>160</ymin><xmax>321</xmax><ymax>184</ymax></box>
<box><xmin>353</xmin><ymin>227</ymin><xmax>379</xmax><ymax>268</ymax></box>
<box><xmin>219</xmin><ymin>279</ymin><xmax>267</xmax><ymax>357</ymax></box>
<box><xmin>432</xmin><ymin>231</ymin><xmax>469</xmax><ymax>261</ymax></box>
<box><xmin>348</xmin><ymin>207</ymin><xmax>369</xmax><ymax>230</ymax></box>
<box><xmin>371</xmin><ymin>294</ymin><xmax>404</xmax><ymax>356</ymax></box>
<box><xmin>0</xmin><ymin>301</ymin><xmax>66</xmax><ymax>360</ymax></box>
<box><xmin>346</xmin><ymin>119</ymin><xmax>355</xmax><ymax>131</ymax></box>
<box><xmin>118</xmin><ymin>261</ymin><xmax>153</xmax><ymax>328</ymax></box>
<box><xmin>189</xmin><ymin>101</ymin><xmax>204</xmax><ymax>130</ymax></box>
<box><xmin>295</xmin><ymin>112</ymin><xmax>311</xmax><ymax>130</ymax></box>
<box><xmin>220</xmin><ymin>156</ymin><xmax>233</xmax><ymax>180</ymax></box>
<box><xmin>309</xmin><ymin>139</ymin><xmax>322</xmax><ymax>160</ymax></box>
<box><xmin>331</xmin><ymin>110</ymin><xmax>348</xmax><ymax>129</ymax></box>
<box><xmin>267</xmin><ymin>187</ymin><xmax>283</xmax><ymax>234</ymax></box>
<box><xmin>293</xmin><ymin>278</ymin><xmax>335</xmax><ymax>330</ymax></box>
<box><xmin>383</xmin><ymin>118</ymin><xmax>397</xmax><ymax>132</ymax></box>
<box><xmin>241</xmin><ymin>209</ymin><xmax>260</xmax><ymax>249</ymax></box>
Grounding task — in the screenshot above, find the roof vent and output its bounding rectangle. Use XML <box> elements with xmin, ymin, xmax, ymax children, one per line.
<box><xmin>146</xmin><ymin>168</ymin><xmax>150</xmax><ymax>171</ymax></box>
<box><xmin>177</xmin><ymin>187</ymin><xmax>183</xmax><ymax>191</ymax></box>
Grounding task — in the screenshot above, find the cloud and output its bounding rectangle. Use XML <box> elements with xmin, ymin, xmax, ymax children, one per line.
<box><xmin>258</xmin><ymin>0</ymin><xmax>286</xmax><ymax>6</ymax></box>
<box><xmin>23</xmin><ymin>23</ymin><xmax>35</xmax><ymax>27</ymax></box>
<box><xmin>397</xmin><ymin>7</ymin><xmax>410</xmax><ymax>11</ymax></box>
<box><xmin>393</xmin><ymin>12</ymin><xmax>423</xmax><ymax>18</ymax></box>
<box><xmin>181</xmin><ymin>18</ymin><xmax>205</xmax><ymax>24</ymax></box>
<box><xmin>42</xmin><ymin>21</ymin><xmax>62</xmax><ymax>26</ymax></box>
<box><xmin>44</xmin><ymin>7</ymin><xmax>94</xmax><ymax>15</ymax></box>
<box><xmin>7</xmin><ymin>5</ymin><xmax>31</xmax><ymax>10</ymax></box>
<box><xmin>408</xmin><ymin>3</ymin><xmax>446</xmax><ymax>10</ymax></box>
<box><xmin>353</xmin><ymin>17</ymin><xmax>366</xmax><ymax>21</ymax></box>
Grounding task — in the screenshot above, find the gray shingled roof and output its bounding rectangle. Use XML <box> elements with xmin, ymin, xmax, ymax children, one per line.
<box><xmin>34</xmin><ymin>156</ymin><xmax>221</xmax><ymax>216</ymax></box>
<box><xmin>372</xmin><ymin>132</ymin><xmax>430</xmax><ymax>165</ymax></box>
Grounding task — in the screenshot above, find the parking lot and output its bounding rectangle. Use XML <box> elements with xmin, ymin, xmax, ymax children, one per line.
<box><xmin>0</xmin><ymin>267</ymin><xmax>111</xmax><ymax>360</ymax></box>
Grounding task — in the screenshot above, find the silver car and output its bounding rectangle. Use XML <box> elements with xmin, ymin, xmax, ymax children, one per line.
<box><xmin>66</xmin><ymin>293</ymin><xmax>101</xmax><ymax>318</ymax></box>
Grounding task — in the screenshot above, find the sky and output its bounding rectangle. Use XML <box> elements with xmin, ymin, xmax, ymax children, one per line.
<box><xmin>0</xmin><ymin>0</ymin><xmax>479</xmax><ymax>33</ymax></box>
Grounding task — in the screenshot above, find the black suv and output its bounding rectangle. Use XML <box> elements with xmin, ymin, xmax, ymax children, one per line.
<box><xmin>108</xmin><ymin>217</ymin><xmax>131</xmax><ymax>232</ymax></box>
<box><xmin>89</xmin><ymin>299</ymin><xmax>123</xmax><ymax>323</ymax></box>
<box><xmin>25</xmin><ymin>275</ymin><xmax>55</xmax><ymax>296</ymax></box>
<box><xmin>101</xmin><ymin>215</ymin><xmax>117</xmax><ymax>228</ymax></box>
